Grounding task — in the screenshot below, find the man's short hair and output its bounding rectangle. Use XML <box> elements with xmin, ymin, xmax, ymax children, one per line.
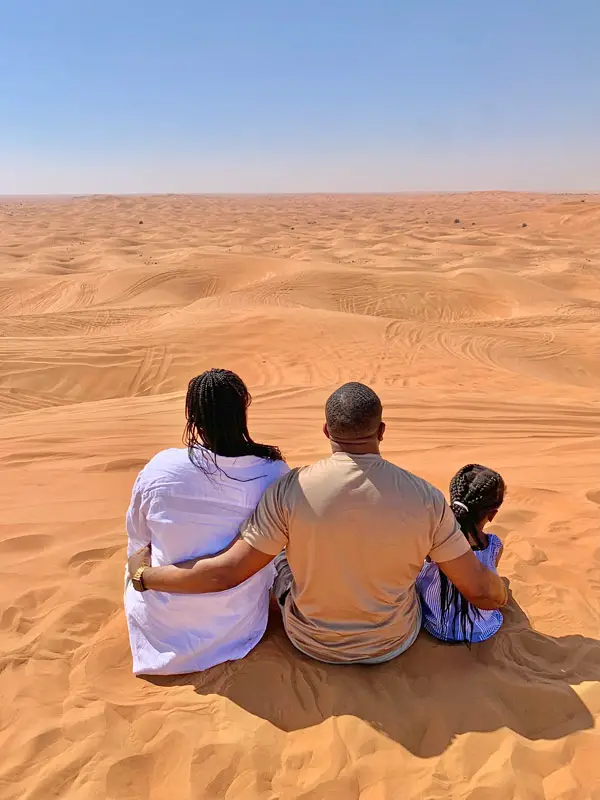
<box><xmin>325</xmin><ymin>382</ymin><xmax>383</xmax><ymax>441</ymax></box>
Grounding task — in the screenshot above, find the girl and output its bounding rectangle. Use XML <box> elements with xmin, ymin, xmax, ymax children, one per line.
<box><xmin>125</xmin><ymin>369</ymin><xmax>288</xmax><ymax>675</ymax></box>
<box><xmin>417</xmin><ymin>464</ymin><xmax>506</xmax><ymax>644</ymax></box>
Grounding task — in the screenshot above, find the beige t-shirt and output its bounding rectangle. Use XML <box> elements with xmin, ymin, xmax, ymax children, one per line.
<box><xmin>240</xmin><ymin>452</ymin><xmax>469</xmax><ymax>663</ymax></box>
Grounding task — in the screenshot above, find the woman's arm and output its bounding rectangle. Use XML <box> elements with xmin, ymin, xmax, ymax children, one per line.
<box><xmin>126</xmin><ymin>478</ymin><xmax>150</xmax><ymax>556</ymax></box>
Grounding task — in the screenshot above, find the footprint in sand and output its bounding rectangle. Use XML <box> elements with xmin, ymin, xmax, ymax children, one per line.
<box><xmin>585</xmin><ymin>490</ymin><xmax>600</xmax><ymax>506</ymax></box>
<box><xmin>511</xmin><ymin>540</ymin><xmax>548</xmax><ymax>566</ymax></box>
<box><xmin>68</xmin><ymin>545</ymin><xmax>122</xmax><ymax>575</ymax></box>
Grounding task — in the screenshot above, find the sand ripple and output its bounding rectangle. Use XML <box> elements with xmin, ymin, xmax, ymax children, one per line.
<box><xmin>0</xmin><ymin>193</ymin><xmax>599</xmax><ymax>799</ymax></box>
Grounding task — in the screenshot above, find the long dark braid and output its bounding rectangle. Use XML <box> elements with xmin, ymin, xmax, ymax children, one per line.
<box><xmin>183</xmin><ymin>369</ymin><xmax>283</xmax><ymax>477</ymax></box>
<box><xmin>440</xmin><ymin>464</ymin><xmax>506</xmax><ymax>643</ymax></box>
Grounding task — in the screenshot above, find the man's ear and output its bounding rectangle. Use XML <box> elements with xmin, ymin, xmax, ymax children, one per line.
<box><xmin>378</xmin><ymin>421</ymin><xmax>386</xmax><ymax>442</ymax></box>
<box><xmin>323</xmin><ymin>423</ymin><xmax>331</xmax><ymax>440</ymax></box>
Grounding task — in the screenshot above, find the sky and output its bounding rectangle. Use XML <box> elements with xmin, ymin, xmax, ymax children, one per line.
<box><xmin>1</xmin><ymin>0</ymin><xmax>599</xmax><ymax>194</ymax></box>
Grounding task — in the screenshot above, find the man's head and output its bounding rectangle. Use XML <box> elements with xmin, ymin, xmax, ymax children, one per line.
<box><xmin>324</xmin><ymin>382</ymin><xmax>385</xmax><ymax>453</ymax></box>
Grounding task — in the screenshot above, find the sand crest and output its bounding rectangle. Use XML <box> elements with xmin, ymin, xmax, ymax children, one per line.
<box><xmin>0</xmin><ymin>193</ymin><xmax>599</xmax><ymax>799</ymax></box>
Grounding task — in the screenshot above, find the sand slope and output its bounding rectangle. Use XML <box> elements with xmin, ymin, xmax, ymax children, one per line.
<box><xmin>0</xmin><ymin>193</ymin><xmax>599</xmax><ymax>800</ymax></box>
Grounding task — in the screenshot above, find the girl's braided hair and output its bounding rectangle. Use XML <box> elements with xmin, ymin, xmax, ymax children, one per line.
<box><xmin>442</xmin><ymin>464</ymin><xmax>506</xmax><ymax>643</ymax></box>
<box><xmin>183</xmin><ymin>369</ymin><xmax>283</xmax><ymax>477</ymax></box>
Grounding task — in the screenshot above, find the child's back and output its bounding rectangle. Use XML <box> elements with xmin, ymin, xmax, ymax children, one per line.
<box><xmin>416</xmin><ymin>463</ymin><xmax>506</xmax><ymax>644</ymax></box>
<box><xmin>417</xmin><ymin>533</ymin><xmax>503</xmax><ymax>642</ymax></box>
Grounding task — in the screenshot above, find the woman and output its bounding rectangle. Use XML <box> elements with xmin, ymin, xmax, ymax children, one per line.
<box><xmin>125</xmin><ymin>368</ymin><xmax>288</xmax><ymax>675</ymax></box>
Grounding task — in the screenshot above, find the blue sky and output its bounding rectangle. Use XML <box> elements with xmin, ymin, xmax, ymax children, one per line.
<box><xmin>1</xmin><ymin>0</ymin><xmax>599</xmax><ymax>193</ymax></box>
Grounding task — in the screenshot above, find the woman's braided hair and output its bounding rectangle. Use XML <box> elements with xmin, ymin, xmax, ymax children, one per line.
<box><xmin>442</xmin><ymin>464</ymin><xmax>506</xmax><ymax>643</ymax></box>
<box><xmin>183</xmin><ymin>369</ymin><xmax>283</xmax><ymax>476</ymax></box>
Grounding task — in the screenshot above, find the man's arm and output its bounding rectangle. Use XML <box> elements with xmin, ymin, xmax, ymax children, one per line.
<box><xmin>138</xmin><ymin>537</ymin><xmax>275</xmax><ymax>594</ymax></box>
<box><xmin>436</xmin><ymin>549</ymin><xmax>508</xmax><ymax>609</ymax></box>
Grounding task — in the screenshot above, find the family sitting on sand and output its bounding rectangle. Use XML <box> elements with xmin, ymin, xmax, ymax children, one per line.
<box><xmin>125</xmin><ymin>369</ymin><xmax>508</xmax><ymax>675</ymax></box>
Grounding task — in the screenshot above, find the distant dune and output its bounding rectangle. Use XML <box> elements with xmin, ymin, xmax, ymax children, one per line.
<box><xmin>0</xmin><ymin>193</ymin><xmax>598</xmax><ymax>799</ymax></box>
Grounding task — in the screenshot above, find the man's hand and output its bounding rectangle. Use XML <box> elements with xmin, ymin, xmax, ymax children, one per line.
<box><xmin>128</xmin><ymin>544</ymin><xmax>151</xmax><ymax>578</ymax></box>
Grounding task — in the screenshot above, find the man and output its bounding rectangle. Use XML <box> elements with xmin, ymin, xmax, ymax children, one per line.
<box><xmin>129</xmin><ymin>382</ymin><xmax>508</xmax><ymax>665</ymax></box>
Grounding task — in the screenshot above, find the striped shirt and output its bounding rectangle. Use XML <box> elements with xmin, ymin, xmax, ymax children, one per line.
<box><xmin>416</xmin><ymin>533</ymin><xmax>503</xmax><ymax>643</ymax></box>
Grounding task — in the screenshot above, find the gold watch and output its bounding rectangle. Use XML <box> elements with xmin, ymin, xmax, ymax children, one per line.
<box><xmin>132</xmin><ymin>565</ymin><xmax>150</xmax><ymax>592</ymax></box>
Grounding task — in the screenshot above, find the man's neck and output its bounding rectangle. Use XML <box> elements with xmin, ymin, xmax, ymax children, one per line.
<box><xmin>330</xmin><ymin>440</ymin><xmax>381</xmax><ymax>456</ymax></box>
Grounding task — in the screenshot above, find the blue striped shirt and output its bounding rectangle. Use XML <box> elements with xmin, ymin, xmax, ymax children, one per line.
<box><xmin>416</xmin><ymin>533</ymin><xmax>503</xmax><ymax>643</ymax></box>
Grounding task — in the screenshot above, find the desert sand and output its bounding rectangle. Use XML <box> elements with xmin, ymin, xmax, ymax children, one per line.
<box><xmin>0</xmin><ymin>193</ymin><xmax>599</xmax><ymax>800</ymax></box>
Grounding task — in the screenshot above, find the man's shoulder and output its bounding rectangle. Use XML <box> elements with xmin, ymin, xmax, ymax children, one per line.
<box><xmin>379</xmin><ymin>459</ymin><xmax>445</xmax><ymax>502</ymax></box>
<box><xmin>272</xmin><ymin>456</ymin><xmax>444</xmax><ymax>499</ymax></box>
<box><xmin>270</xmin><ymin>464</ymin><xmax>303</xmax><ymax>492</ymax></box>
<box><xmin>261</xmin><ymin>463</ymin><xmax>316</xmax><ymax>506</ymax></box>
<box><xmin>292</xmin><ymin>456</ymin><xmax>340</xmax><ymax>484</ymax></box>
<box><xmin>289</xmin><ymin>455</ymin><xmax>437</xmax><ymax>487</ymax></box>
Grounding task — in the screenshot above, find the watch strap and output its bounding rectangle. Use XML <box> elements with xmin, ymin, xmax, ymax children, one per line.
<box><xmin>132</xmin><ymin>564</ymin><xmax>149</xmax><ymax>592</ymax></box>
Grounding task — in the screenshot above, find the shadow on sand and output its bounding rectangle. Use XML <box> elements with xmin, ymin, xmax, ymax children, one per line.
<box><xmin>146</xmin><ymin>594</ymin><xmax>599</xmax><ymax>758</ymax></box>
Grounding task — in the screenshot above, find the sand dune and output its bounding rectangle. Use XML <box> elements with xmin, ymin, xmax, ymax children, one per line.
<box><xmin>0</xmin><ymin>193</ymin><xmax>599</xmax><ymax>799</ymax></box>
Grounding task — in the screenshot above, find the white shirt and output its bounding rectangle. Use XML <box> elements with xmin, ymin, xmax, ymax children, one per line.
<box><xmin>125</xmin><ymin>447</ymin><xmax>289</xmax><ymax>675</ymax></box>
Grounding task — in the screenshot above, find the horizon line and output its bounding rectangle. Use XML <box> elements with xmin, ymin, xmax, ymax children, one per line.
<box><xmin>1</xmin><ymin>189</ymin><xmax>599</xmax><ymax>200</ymax></box>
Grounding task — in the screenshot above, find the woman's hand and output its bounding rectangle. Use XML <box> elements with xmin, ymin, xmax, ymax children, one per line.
<box><xmin>128</xmin><ymin>544</ymin><xmax>151</xmax><ymax>578</ymax></box>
